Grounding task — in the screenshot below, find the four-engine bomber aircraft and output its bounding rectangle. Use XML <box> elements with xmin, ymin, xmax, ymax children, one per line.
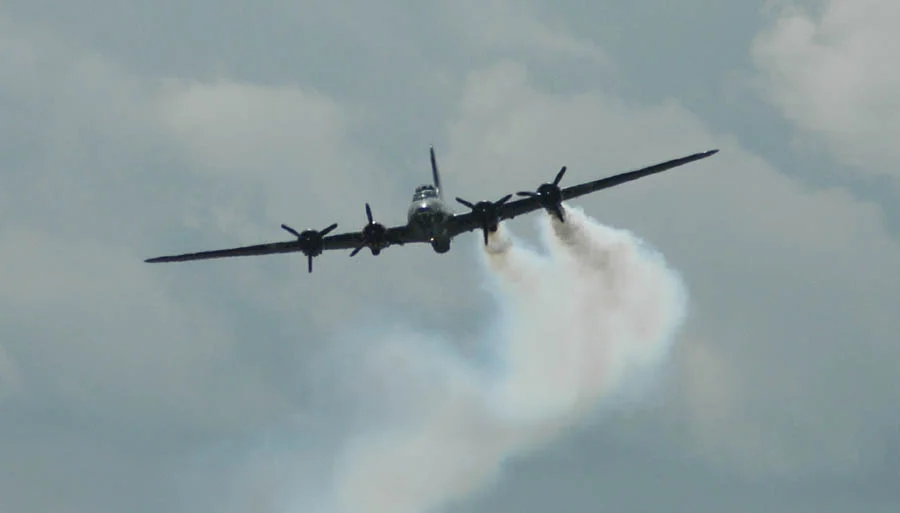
<box><xmin>145</xmin><ymin>147</ymin><xmax>719</xmax><ymax>272</ymax></box>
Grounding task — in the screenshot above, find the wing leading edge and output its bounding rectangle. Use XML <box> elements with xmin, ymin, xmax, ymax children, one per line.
<box><xmin>447</xmin><ymin>149</ymin><xmax>718</xmax><ymax>238</ymax></box>
<box><xmin>144</xmin><ymin>224</ymin><xmax>413</xmax><ymax>264</ymax></box>
<box><xmin>144</xmin><ymin>232</ymin><xmax>353</xmax><ymax>263</ymax></box>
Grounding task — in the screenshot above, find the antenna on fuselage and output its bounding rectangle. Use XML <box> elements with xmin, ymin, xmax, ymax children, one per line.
<box><xmin>430</xmin><ymin>146</ymin><xmax>443</xmax><ymax>199</ymax></box>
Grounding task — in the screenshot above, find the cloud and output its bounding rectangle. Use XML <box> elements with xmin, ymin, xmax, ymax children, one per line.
<box><xmin>440</xmin><ymin>0</ymin><xmax>610</xmax><ymax>65</ymax></box>
<box><xmin>0</xmin><ymin>11</ymin><xmax>360</xmax><ymax>436</ymax></box>
<box><xmin>0</xmin><ymin>225</ymin><xmax>295</xmax><ymax>431</ymax></box>
<box><xmin>0</xmin><ymin>13</ymin><xmax>383</xmax><ymax>511</ymax></box>
<box><xmin>750</xmin><ymin>0</ymin><xmax>900</xmax><ymax>175</ymax></box>
<box><xmin>0</xmin><ymin>15</ymin><xmax>507</xmax><ymax>513</ymax></box>
<box><xmin>158</xmin><ymin>80</ymin><xmax>359</xmax><ymax>184</ymax></box>
<box><xmin>0</xmin><ymin>345</ymin><xmax>19</xmax><ymax>401</ymax></box>
<box><xmin>2</xmin><ymin>3</ymin><xmax>898</xmax><ymax>513</ymax></box>
<box><xmin>153</xmin><ymin>78</ymin><xmax>375</xmax><ymax>250</ymax></box>
<box><xmin>440</xmin><ymin>60</ymin><xmax>900</xmax><ymax>477</ymax></box>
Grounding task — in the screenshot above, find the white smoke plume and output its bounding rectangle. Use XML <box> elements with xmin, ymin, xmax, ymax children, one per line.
<box><xmin>279</xmin><ymin>204</ymin><xmax>688</xmax><ymax>513</ymax></box>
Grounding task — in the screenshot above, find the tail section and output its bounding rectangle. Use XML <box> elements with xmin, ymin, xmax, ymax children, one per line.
<box><xmin>430</xmin><ymin>146</ymin><xmax>443</xmax><ymax>199</ymax></box>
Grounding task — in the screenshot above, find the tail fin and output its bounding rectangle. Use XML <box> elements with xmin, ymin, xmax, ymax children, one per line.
<box><xmin>430</xmin><ymin>146</ymin><xmax>443</xmax><ymax>199</ymax></box>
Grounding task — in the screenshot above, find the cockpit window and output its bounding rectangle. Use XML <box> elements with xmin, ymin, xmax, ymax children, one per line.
<box><xmin>413</xmin><ymin>185</ymin><xmax>437</xmax><ymax>200</ymax></box>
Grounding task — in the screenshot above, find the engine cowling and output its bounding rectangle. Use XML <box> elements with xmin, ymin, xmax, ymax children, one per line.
<box><xmin>455</xmin><ymin>194</ymin><xmax>513</xmax><ymax>245</ymax></box>
<box><xmin>350</xmin><ymin>203</ymin><xmax>394</xmax><ymax>257</ymax></box>
<box><xmin>281</xmin><ymin>222</ymin><xmax>338</xmax><ymax>273</ymax></box>
<box><xmin>430</xmin><ymin>237</ymin><xmax>451</xmax><ymax>254</ymax></box>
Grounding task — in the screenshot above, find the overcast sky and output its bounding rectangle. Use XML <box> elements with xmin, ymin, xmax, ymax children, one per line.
<box><xmin>1</xmin><ymin>1</ymin><xmax>899</xmax><ymax>512</ymax></box>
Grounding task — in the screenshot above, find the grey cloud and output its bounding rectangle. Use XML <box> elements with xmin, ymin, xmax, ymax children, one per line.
<box><xmin>0</xmin><ymin>226</ymin><xmax>292</xmax><ymax>431</ymax></box>
<box><xmin>438</xmin><ymin>60</ymin><xmax>900</xmax><ymax>478</ymax></box>
<box><xmin>751</xmin><ymin>0</ymin><xmax>900</xmax><ymax>176</ymax></box>
<box><xmin>0</xmin><ymin>9</ymin><xmax>321</xmax><ymax>485</ymax></box>
<box><xmin>0</xmin><ymin>2</ymin><xmax>897</xmax><ymax>513</ymax></box>
<box><xmin>0</xmin><ymin>0</ymin><xmax>483</xmax><ymax>468</ymax></box>
<box><xmin>453</xmin><ymin>424</ymin><xmax>900</xmax><ymax>513</ymax></box>
<box><xmin>0</xmin><ymin>345</ymin><xmax>19</xmax><ymax>399</ymax></box>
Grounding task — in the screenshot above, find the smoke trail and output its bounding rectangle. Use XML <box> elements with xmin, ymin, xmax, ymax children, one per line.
<box><xmin>483</xmin><ymin>204</ymin><xmax>686</xmax><ymax>429</ymax></box>
<box><xmin>540</xmin><ymin>204</ymin><xmax>688</xmax><ymax>397</ymax></box>
<box><xmin>559</xmin><ymin>206</ymin><xmax>687</xmax><ymax>391</ymax></box>
<box><xmin>304</xmin><ymin>204</ymin><xmax>687</xmax><ymax>513</ymax></box>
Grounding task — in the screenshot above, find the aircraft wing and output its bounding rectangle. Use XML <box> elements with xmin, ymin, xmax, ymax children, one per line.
<box><xmin>560</xmin><ymin>149</ymin><xmax>718</xmax><ymax>202</ymax></box>
<box><xmin>447</xmin><ymin>149</ymin><xmax>718</xmax><ymax>238</ymax></box>
<box><xmin>144</xmin><ymin>224</ymin><xmax>413</xmax><ymax>263</ymax></box>
<box><xmin>500</xmin><ymin>149</ymin><xmax>718</xmax><ymax>219</ymax></box>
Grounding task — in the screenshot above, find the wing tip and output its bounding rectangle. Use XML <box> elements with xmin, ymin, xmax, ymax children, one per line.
<box><xmin>145</xmin><ymin>255</ymin><xmax>187</xmax><ymax>263</ymax></box>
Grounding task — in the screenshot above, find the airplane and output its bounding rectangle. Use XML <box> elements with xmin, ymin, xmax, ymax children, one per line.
<box><xmin>145</xmin><ymin>146</ymin><xmax>719</xmax><ymax>272</ymax></box>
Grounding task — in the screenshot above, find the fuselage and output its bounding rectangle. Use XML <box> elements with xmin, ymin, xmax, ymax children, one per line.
<box><xmin>406</xmin><ymin>184</ymin><xmax>453</xmax><ymax>252</ymax></box>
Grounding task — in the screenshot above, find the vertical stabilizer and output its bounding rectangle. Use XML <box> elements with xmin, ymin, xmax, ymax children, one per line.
<box><xmin>430</xmin><ymin>146</ymin><xmax>443</xmax><ymax>199</ymax></box>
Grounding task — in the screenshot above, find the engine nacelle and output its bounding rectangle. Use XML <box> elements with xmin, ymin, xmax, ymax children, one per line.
<box><xmin>430</xmin><ymin>237</ymin><xmax>451</xmax><ymax>254</ymax></box>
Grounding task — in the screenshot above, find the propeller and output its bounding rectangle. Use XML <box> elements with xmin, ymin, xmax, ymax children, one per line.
<box><xmin>350</xmin><ymin>203</ymin><xmax>390</xmax><ymax>257</ymax></box>
<box><xmin>455</xmin><ymin>194</ymin><xmax>513</xmax><ymax>245</ymax></box>
<box><xmin>516</xmin><ymin>166</ymin><xmax>567</xmax><ymax>222</ymax></box>
<box><xmin>281</xmin><ymin>222</ymin><xmax>338</xmax><ymax>273</ymax></box>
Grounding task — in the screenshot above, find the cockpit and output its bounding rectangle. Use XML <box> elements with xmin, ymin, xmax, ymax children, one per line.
<box><xmin>412</xmin><ymin>184</ymin><xmax>438</xmax><ymax>201</ymax></box>
<box><xmin>407</xmin><ymin>183</ymin><xmax>450</xmax><ymax>238</ymax></box>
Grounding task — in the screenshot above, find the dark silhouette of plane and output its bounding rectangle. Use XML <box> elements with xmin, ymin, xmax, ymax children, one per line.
<box><xmin>145</xmin><ymin>146</ymin><xmax>718</xmax><ymax>272</ymax></box>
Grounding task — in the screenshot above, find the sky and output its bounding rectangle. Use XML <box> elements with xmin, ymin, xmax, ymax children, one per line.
<box><xmin>1</xmin><ymin>0</ymin><xmax>899</xmax><ymax>512</ymax></box>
